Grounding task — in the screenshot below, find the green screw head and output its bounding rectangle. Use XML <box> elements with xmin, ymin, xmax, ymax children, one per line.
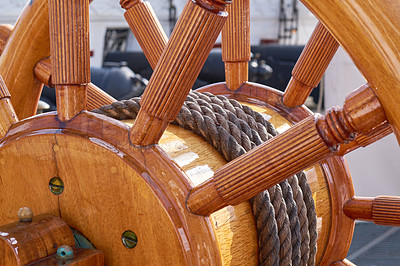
<box><xmin>121</xmin><ymin>230</ymin><xmax>138</xmax><ymax>249</ymax></box>
<box><xmin>49</xmin><ymin>177</ymin><xmax>64</xmax><ymax>195</ymax></box>
<box><xmin>56</xmin><ymin>245</ymin><xmax>74</xmax><ymax>260</ymax></box>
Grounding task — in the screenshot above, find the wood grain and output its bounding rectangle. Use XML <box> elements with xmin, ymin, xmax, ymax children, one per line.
<box><xmin>27</xmin><ymin>248</ymin><xmax>104</xmax><ymax>266</ymax></box>
<box><xmin>188</xmin><ymin>84</ymin><xmax>386</xmax><ymax>216</ymax></box>
<box><xmin>319</xmin><ymin>156</ymin><xmax>354</xmax><ymax>265</ymax></box>
<box><xmin>222</xmin><ymin>0</ymin><xmax>250</xmax><ymax>90</ymax></box>
<box><xmin>34</xmin><ymin>58</ymin><xmax>116</xmax><ymax>110</ymax></box>
<box><xmin>198</xmin><ymin>82</ymin><xmax>349</xmax><ymax>264</ymax></box>
<box><xmin>0</xmin><ymin>215</ymin><xmax>75</xmax><ymax>266</ymax></box>
<box><xmin>0</xmin><ymin>75</ymin><xmax>17</xmax><ymax>139</ymax></box>
<box><xmin>0</xmin><ymin>24</ymin><xmax>12</xmax><ymax>55</ymax></box>
<box><xmin>157</xmin><ymin>123</ymin><xmax>258</xmax><ymax>265</ymax></box>
<box><xmin>301</xmin><ymin>0</ymin><xmax>400</xmax><ymax>143</ymax></box>
<box><xmin>48</xmin><ymin>0</ymin><xmax>90</xmax><ymax>85</ymax></box>
<box><xmin>122</xmin><ymin>0</ymin><xmax>168</xmax><ymax>69</ymax></box>
<box><xmin>0</xmin><ymin>112</ymin><xmax>222</xmax><ymax>265</ymax></box>
<box><xmin>130</xmin><ymin>0</ymin><xmax>229</xmax><ymax>146</ymax></box>
<box><xmin>0</xmin><ymin>0</ymin><xmax>49</xmax><ymax>118</ymax></box>
<box><xmin>48</xmin><ymin>0</ymin><xmax>90</xmax><ymax>121</ymax></box>
<box><xmin>344</xmin><ymin>196</ymin><xmax>400</xmax><ymax>226</ymax></box>
<box><xmin>283</xmin><ymin>22</ymin><xmax>339</xmax><ymax>107</ymax></box>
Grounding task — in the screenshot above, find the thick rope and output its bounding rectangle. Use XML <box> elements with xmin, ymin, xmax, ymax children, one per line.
<box><xmin>251</xmin><ymin>192</ymin><xmax>280</xmax><ymax>266</ymax></box>
<box><xmin>92</xmin><ymin>91</ymin><xmax>317</xmax><ymax>265</ymax></box>
<box><xmin>268</xmin><ymin>184</ymin><xmax>292</xmax><ymax>265</ymax></box>
<box><xmin>289</xmin><ymin>175</ymin><xmax>310</xmax><ymax>266</ymax></box>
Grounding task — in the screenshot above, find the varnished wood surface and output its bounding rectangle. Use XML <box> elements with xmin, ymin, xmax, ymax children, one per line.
<box><xmin>49</xmin><ymin>0</ymin><xmax>90</xmax><ymax>121</ymax></box>
<box><xmin>27</xmin><ymin>248</ymin><xmax>104</xmax><ymax>266</ymax></box>
<box><xmin>130</xmin><ymin>0</ymin><xmax>229</xmax><ymax>146</ymax></box>
<box><xmin>0</xmin><ymin>112</ymin><xmax>221</xmax><ymax>265</ymax></box>
<box><xmin>156</xmin><ymin>122</ymin><xmax>258</xmax><ymax>265</ymax></box>
<box><xmin>301</xmin><ymin>0</ymin><xmax>400</xmax><ymax>143</ymax></box>
<box><xmin>33</xmin><ymin>58</ymin><xmax>116</xmax><ymax>110</ymax></box>
<box><xmin>188</xmin><ymin>84</ymin><xmax>387</xmax><ymax>215</ymax></box>
<box><xmin>283</xmin><ymin>22</ymin><xmax>339</xmax><ymax>107</ymax></box>
<box><xmin>122</xmin><ymin>0</ymin><xmax>168</xmax><ymax>69</ymax></box>
<box><xmin>198</xmin><ymin>83</ymin><xmax>355</xmax><ymax>264</ymax></box>
<box><xmin>344</xmin><ymin>196</ymin><xmax>400</xmax><ymax>227</ymax></box>
<box><xmin>0</xmin><ymin>75</ymin><xmax>17</xmax><ymax>140</ymax></box>
<box><xmin>55</xmin><ymin>85</ymin><xmax>87</xmax><ymax>121</ymax></box>
<box><xmin>0</xmin><ymin>215</ymin><xmax>75</xmax><ymax>266</ymax></box>
<box><xmin>319</xmin><ymin>156</ymin><xmax>354</xmax><ymax>265</ymax></box>
<box><xmin>0</xmin><ymin>24</ymin><xmax>12</xmax><ymax>55</ymax></box>
<box><xmin>221</xmin><ymin>0</ymin><xmax>250</xmax><ymax>90</ymax></box>
<box><xmin>0</xmin><ymin>0</ymin><xmax>49</xmax><ymax>118</ymax></box>
<box><xmin>49</xmin><ymin>0</ymin><xmax>90</xmax><ymax>85</ymax></box>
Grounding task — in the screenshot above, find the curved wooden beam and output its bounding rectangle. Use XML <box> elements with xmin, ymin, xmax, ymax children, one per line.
<box><xmin>130</xmin><ymin>0</ymin><xmax>231</xmax><ymax>146</ymax></box>
<box><xmin>0</xmin><ymin>0</ymin><xmax>49</xmax><ymax>119</ymax></box>
<box><xmin>301</xmin><ymin>0</ymin><xmax>400</xmax><ymax>143</ymax></box>
<box><xmin>187</xmin><ymin>84</ymin><xmax>387</xmax><ymax>215</ymax></box>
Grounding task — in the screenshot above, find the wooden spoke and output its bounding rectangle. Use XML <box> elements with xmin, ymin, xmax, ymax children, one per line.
<box><xmin>121</xmin><ymin>0</ymin><xmax>168</xmax><ymax>69</ymax></box>
<box><xmin>48</xmin><ymin>0</ymin><xmax>90</xmax><ymax>121</ymax></box>
<box><xmin>129</xmin><ymin>0</ymin><xmax>231</xmax><ymax>146</ymax></box>
<box><xmin>221</xmin><ymin>0</ymin><xmax>250</xmax><ymax>90</ymax></box>
<box><xmin>34</xmin><ymin>58</ymin><xmax>116</xmax><ymax>110</ymax></box>
<box><xmin>344</xmin><ymin>196</ymin><xmax>400</xmax><ymax>227</ymax></box>
<box><xmin>301</xmin><ymin>0</ymin><xmax>400</xmax><ymax>143</ymax></box>
<box><xmin>0</xmin><ymin>75</ymin><xmax>18</xmax><ymax>139</ymax></box>
<box><xmin>187</xmin><ymin>84</ymin><xmax>388</xmax><ymax>216</ymax></box>
<box><xmin>0</xmin><ymin>0</ymin><xmax>49</xmax><ymax>119</ymax></box>
<box><xmin>283</xmin><ymin>22</ymin><xmax>339</xmax><ymax>108</ymax></box>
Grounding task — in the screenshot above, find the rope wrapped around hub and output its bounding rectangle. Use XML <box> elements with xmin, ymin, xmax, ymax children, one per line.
<box><xmin>92</xmin><ymin>91</ymin><xmax>317</xmax><ymax>266</ymax></box>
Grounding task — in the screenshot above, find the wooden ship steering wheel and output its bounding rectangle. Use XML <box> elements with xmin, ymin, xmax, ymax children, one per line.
<box><xmin>0</xmin><ymin>0</ymin><xmax>399</xmax><ymax>265</ymax></box>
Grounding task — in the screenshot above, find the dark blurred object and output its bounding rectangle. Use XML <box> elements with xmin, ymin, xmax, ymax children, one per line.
<box><xmin>102</xmin><ymin>43</ymin><xmax>323</xmax><ymax>108</ymax></box>
<box><xmin>40</xmin><ymin>63</ymin><xmax>147</xmax><ymax>111</ymax></box>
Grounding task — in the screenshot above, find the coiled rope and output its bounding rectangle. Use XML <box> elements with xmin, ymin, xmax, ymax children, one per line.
<box><xmin>92</xmin><ymin>91</ymin><xmax>317</xmax><ymax>265</ymax></box>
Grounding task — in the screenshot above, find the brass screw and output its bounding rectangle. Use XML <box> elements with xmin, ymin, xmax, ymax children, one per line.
<box><xmin>49</xmin><ymin>177</ymin><xmax>64</xmax><ymax>195</ymax></box>
<box><xmin>121</xmin><ymin>230</ymin><xmax>138</xmax><ymax>249</ymax></box>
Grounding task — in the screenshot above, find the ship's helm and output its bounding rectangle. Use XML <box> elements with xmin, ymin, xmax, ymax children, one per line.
<box><xmin>0</xmin><ymin>0</ymin><xmax>399</xmax><ymax>265</ymax></box>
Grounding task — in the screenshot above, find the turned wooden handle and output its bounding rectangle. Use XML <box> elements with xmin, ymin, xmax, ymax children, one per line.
<box><xmin>283</xmin><ymin>22</ymin><xmax>339</xmax><ymax>108</ymax></box>
<box><xmin>187</xmin><ymin>84</ymin><xmax>387</xmax><ymax>215</ymax></box>
<box><xmin>130</xmin><ymin>0</ymin><xmax>230</xmax><ymax>146</ymax></box>
<box><xmin>49</xmin><ymin>0</ymin><xmax>90</xmax><ymax>85</ymax></box>
<box><xmin>48</xmin><ymin>0</ymin><xmax>90</xmax><ymax>121</ymax></box>
<box><xmin>221</xmin><ymin>0</ymin><xmax>250</xmax><ymax>90</ymax></box>
<box><xmin>121</xmin><ymin>0</ymin><xmax>168</xmax><ymax>69</ymax></box>
<box><xmin>344</xmin><ymin>196</ymin><xmax>400</xmax><ymax>226</ymax></box>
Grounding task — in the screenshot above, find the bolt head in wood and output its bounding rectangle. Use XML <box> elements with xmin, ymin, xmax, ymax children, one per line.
<box><xmin>18</xmin><ymin>207</ymin><xmax>33</xmax><ymax>222</ymax></box>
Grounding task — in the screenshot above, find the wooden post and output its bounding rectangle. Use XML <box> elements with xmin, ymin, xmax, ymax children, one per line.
<box><xmin>121</xmin><ymin>0</ymin><xmax>168</xmax><ymax>69</ymax></box>
<box><xmin>34</xmin><ymin>58</ymin><xmax>116</xmax><ymax>110</ymax></box>
<box><xmin>283</xmin><ymin>22</ymin><xmax>339</xmax><ymax>107</ymax></box>
<box><xmin>221</xmin><ymin>0</ymin><xmax>250</xmax><ymax>90</ymax></box>
<box><xmin>187</xmin><ymin>84</ymin><xmax>388</xmax><ymax>216</ymax></box>
<box><xmin>48</xmin><ymin>0</ymin><xmax>90</xmax><ymax>121</ymax></box>
<box><xmin>0</xmin><ymin>75</ymin><xmax>18</xmax><ymax>139</ymax></box>
<box><xmin>129</xmin><ymin>0</ymin><xmax>231</xmax><ymax>146</ymax></box>
<box><xmin>344</xmin><ymin>196</ymin><xmax>400</xmax><ymax>226</ymax></box>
